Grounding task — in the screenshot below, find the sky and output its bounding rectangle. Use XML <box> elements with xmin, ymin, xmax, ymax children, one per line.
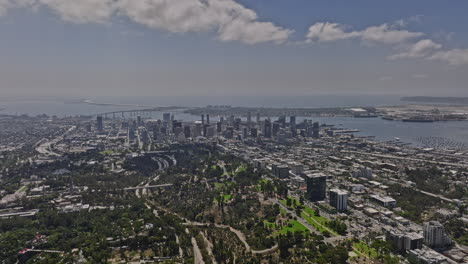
<box><xmin>0</xmin><ymin>0</ymin><xmax>467</xmax><ymax>98</ymax></box>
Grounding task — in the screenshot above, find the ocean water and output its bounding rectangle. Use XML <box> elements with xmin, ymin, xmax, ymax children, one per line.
<box><xmin>1</xmin><ymin>95</ymin><xmax>468</xmax><ymax>149</ymax></box>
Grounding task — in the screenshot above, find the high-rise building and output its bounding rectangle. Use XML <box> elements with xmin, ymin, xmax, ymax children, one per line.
<box><xmin>329</xmin><ymin>189</ymin><xmax>348</xmax><ymax>211</ymax></box>
<box><xmin>387</xmin><ymin>231</ymin><xmax>423</xmax><ymax>253</ymax></box>
<box><xmin>272</xmin><ymin>122</ymin><xmax>280</xmax><ymax>137</ymax></box>
<box><xmin>305</xmin><ymin>173</ymin><xmax>327</xmax><ymax>202</ymax></box>
<box><xmin>216</xmin><ymin>122</ymin><xmax>222</xmax><ymax>133</ymax></box>
<box><xmin>184</xmin><ymin>125</ymin><xmax>191</xmax><ymax>138</ymax></box>
<box><xmin>313</xmin><ymin>122</ymin><xmax>320</xmax><ymax>138</ymax></box>
<box><xmin>137</xmin><ymin>115</ymin><xmax>142</xmax><ymax>126</ymax></box>
<box><xmin>423</xmin><ymin>221</ymin><xmax>452</xmax><ymax>248</ymax></box>
<box><xmin>206</xmin><ymin>114</ymin><xmax>210</xmax><ymax>125</ymax></box>
<box><xmin>201</xmin><ymin>114</ymin><xmax>205</xmax><ymax>125</ymax></box>
<box><xmin>247</xmin><ymin>112</ymin><xmax>252</xmax><ymax>129</ymax></box>
<box><xmin>172</xmin><ymin>121</ymin><xmax>182</xmax><ymax>133</ymax></box>
<box><xmin>206</xmin><ymin>126</ymin><xmax>216</xmax><ymax>138</ymax></box>
<box><xmin>256</xmin><ymin>113</ymin><xmax>260</xmax><ymax>126</ymax></box>
<box><xmin>278</xmin><ymin>116</ymin><xmax>286</xmax><ymax>128</ymax></box>
<box><xmin>234</xmin><ymin>118</ymin><xmax>241</xmax><ymax>131</ymax></box>
<box><xmin>193</xmin><ymin>123</ymin><xmax>202</xmax><ymax>137</ymax></box>
<box><xmin>163</xmin><ymin>113</ymin><xmax>171</xmax><ymax>122</ymax></box>
<box><xmin>250</xmin><ymin>128</ymin><xmax>258</xmax><ymax>138</ymax></box>
<box><xmin>242</xmin><ymin>127</ymin><xmax>248</xmax><ymax>139</ymax></box>
<box><xmin>224</xmin><ymin>127</ymin><xmax>234</xmax><ymax>139</ymax></box>
<box><xmin>290</xmin><ymin>116</ymin><xmax>296</xmax><ymax>130</ymax></box>
<box><xmin>96</xmin><ymin>116</ymin><xmax>103</xmax><ymax>132</ymax></box>
<box><xmin>264</xmin><ymin>119</ymin><xmax>272</xmax><ymax>138</ymax></box>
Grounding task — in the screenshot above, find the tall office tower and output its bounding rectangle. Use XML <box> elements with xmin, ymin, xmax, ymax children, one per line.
<box><xmin>256</xmin><ymin>113</ymin><xmax>260</xmax><ymax>125</ymax></box>
<box><xmin>272</xmin><ymin>122</ymin><xmax>280</xmax><ymax>137</ymax></box>
<box><xmin>278</xmin><ymin>116</ymin><xmax>286</xmax><ymax>128</ymax></box>
<box><xmin>184</xmin><ymin>125</ymin><xmax>191</xmax><ymax>138</ymax></box>
<box><xmin>264</xmin><ymin>119</ymin><xmax>272</xmax><ymax>138</ymax></box>
<box><xmin>216</xmin><ymin>122</ymin><xmax>222</xmax><ymax>133</ymax></box>
<box><xmin>242</xmin><ymin>127</ymin><xmax>248</xmax><ymax>139</ymax></box>
<box><xmin>313</xmin><ymin>122</ymin><xmax>320</xmax><ymax>138</ymax></box>
<box><xmin>247</xmin><ymin>112</ymin><xmax>252</xmax><ymax>129</ymax></box>
<box><xmin>306</xmin><ymin>174</ymin><xmax>327</xmax><ymax>202</ymax></box>
<box><xmin>234</xmin><ymin>118</ymin><xmax>241</xmax><ymax>131</ymax></box>
<box><xmin>290</xmin><ymin>116</ymin><xmax>296</xmax><ymax>130</ymax></box>
<box><xmin>193</xmin><ymin>123</ymin><xmax>202</xmax><ymax>137</ymax></box>
<box><xmin>206</xmin><ymin>126</ymin><xmax>216</xmax><ymax>138</ymax></box>
<box><xmin>250</xmin><ymin>128</ymin><xmax>258</xmax><ymax>138</ymax></box>
<box><xmin>225</xmin><ymin>127</ymin><xmax>234</xmax><ymax>139</ymax></box>
<box><xmin>172</xmin><ymin>121</ymin><xmax>182</xmax><ymax>133</ymax></box>
<box><xmin>206</xmin><ymin>114</ymin><xmax>210</xmax><ymax>124</ymax></box>
<box><xmin>220</xmin><ymin>116</ymin><xmax>224</xmax><ymax>123</ymax></box>
<box><xmin>423</xmin><ymin>221</ymin><xmax>452</xmax><ymax>248</ymax></box>
<box><xmin>329</xmin><ymin>189</ymin><xmax>348</xmax><ymax>211</ymax></box>
<box><xmin>201</xmin><ymin>114</ymin><xmax>205</xmax><ymax>124</ymax></box>
<box><xmin>137</xmin><ymin>115</ymin><xmax>142</xmax><ymax>126</ymax></box>
<box><xmin>203</xmin><ymin>125</ymin><xmax>208</xmax><ymax>137</ymax></box>
<box><xmin>96</xmin><ymin>116</ymin><xmax>103</xmax><ymax>132</ymax></box>
<box><xmin>163</xmin><ymin>113</ymin><xmax>171</xmax><ymax>122</ymax></box>
<box><xmin>153</xmin><ymin>126</ymin><xmax>159</xmax><ymax>140</ymax></box>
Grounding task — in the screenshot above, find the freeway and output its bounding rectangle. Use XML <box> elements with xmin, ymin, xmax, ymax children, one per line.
<box><xmin>35</xmin><ymin>126</ymin><xmax>77</xmax><ymax>156</ymax></box>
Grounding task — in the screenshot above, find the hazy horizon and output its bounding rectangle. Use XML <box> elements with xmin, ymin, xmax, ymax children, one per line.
<box><xmin>1</xmin><ymin>0</ymin><xmax>467</xmax><ymax>97</ymax></box>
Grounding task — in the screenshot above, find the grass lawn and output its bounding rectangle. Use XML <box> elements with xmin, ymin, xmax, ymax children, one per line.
<box><xmin>265</xmin><ymin>220</ymin><xmax>309</xmax><ymax>236</ymax></box>
<box><xmin>278</xmin><ymin>220</ymin><xmax>309</xmax><ymax>235</ymax></box>
<box><xmin>353</xmin><ymin>241</ymin><xmax>379</xmax><ymax>259</ymax></box>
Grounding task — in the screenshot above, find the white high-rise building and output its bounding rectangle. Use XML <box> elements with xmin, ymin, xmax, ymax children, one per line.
<box><xmin>329</xmin><ymin>189</ymin><xmax>348</xmax><ymax>211</ymax></box>
<box><xmin>423</xmin><ymin>221</ymin><xmax>452</xmax><ymax>248</ymax></box>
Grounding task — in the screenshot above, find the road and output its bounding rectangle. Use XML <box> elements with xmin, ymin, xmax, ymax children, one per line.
<box><xmin>191</xmin><ymin>237</ymin><xmax>205</xmax><ymax>264</ymax></box>
<box><xmin>342</xmin><ymin>150</ymin><xmax>468</xmax><ymax>168</ymax></box>
<box><xmin>35</xmin><ymin>125</ymin><xmax>76</xmax><ymax>156</ymax></box>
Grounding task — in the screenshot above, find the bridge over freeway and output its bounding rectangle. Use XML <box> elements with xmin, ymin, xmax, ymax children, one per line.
<box><xmin>124</xmin><ymin>184</ymin><xmax>173</xmax><ymax>191</ymax></box>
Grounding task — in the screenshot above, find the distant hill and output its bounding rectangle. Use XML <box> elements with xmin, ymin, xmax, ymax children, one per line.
<box><xmin>401</xmin><ymin>96</ymin><xmax>468</xmax><ymax>104</ymax></box>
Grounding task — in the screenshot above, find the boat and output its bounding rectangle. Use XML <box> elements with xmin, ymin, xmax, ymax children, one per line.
<box><xmin>382</xmin><ymin>116</ymin><xmax>394</xmax><ymax>120</ymax></box>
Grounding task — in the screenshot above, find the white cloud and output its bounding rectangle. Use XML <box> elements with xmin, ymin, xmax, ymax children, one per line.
<box><xmin>306</xmin><ymin>22</ymin><xmax>358</xmax><ymax>42</ymax></box>
<box><xmin>306</xmin><ymin>22</ymin><xmax>423</xmax><ymax>44</ymax></box>
<box><xmin>218</xmin><ymin>19</ymin><xmax>292</xmax><ymax>44</ymax></box>
<box><xmin>428</xmin><ymin>49</ymin><xmax>468</xmax><ymax>65</ymax></box>
<box><xmin>358</xmin><ymin>24</ymin><xmax>423</xmax><ymax>44</ymax></box>
<box><xmin>388</xmin><ymin>39</ymin><xmax>442</xmax><ymax>60</ymax></box>
<box><xmin>116</xmin><ymin>0</ymin><xmax>292</xmax><ymax>45</ymax></box>
<box><xmin>6</xmin><ymin>0</ymin><xmax>291</xmax><ymax>44</ymax></box>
